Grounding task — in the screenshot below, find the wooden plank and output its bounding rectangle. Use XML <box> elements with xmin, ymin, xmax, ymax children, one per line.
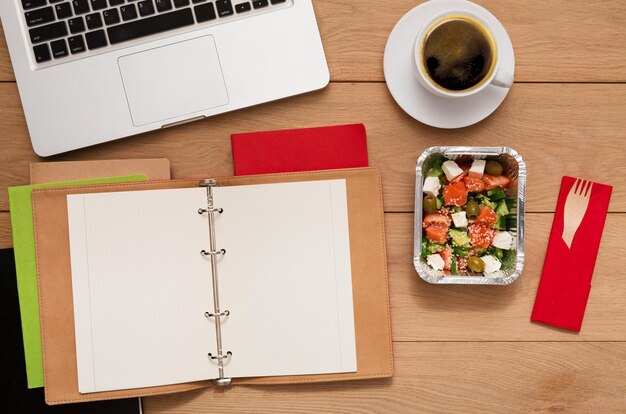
<box><xmin>0</xmin><ymin>213</ymin><xmax>10</xmax><ymax>249</ymax></box>
<box><xmin>142</xmin><ymin>342</ymin><xmax>626</xmax><ymax>414</ymax></box>
<box><xmin>316</xmin><ymin>0</ymin><xmax>626</xmax><ymax>82</ymax></box>
<box><xmin>1</xmin><ymin>212</ymin><xmax>621</xmax><ymax>340</ymax></box>
<box><xmin>388</xmin><ymin>213</ymin><xmax>626</xmax><ymax>341</ymax></box>
<box><xmin>0</xmin><ymin>82</ymin><xmax>625</xmax><ymax>212</ymax></box>
<box><xmin>2</xmin><ymin>1</ymin><xmax>626</xmax><ymax>82</ymax></box>
<box><xmin>0</xmin><ymin>25</ymin><xmax>11</xmax><ymax>82</ymax></box>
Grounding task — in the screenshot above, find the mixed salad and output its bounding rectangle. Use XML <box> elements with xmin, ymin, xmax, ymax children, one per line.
<box><xmin>420</xmin><ymin>156</ymin><xmax>516</xmax><ymax>277</ymax></box>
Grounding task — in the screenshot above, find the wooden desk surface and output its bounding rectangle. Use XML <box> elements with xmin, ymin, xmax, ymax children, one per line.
<box><xmin>1</xmin><ymin>1</ymin><xmax>625</xmax><ymax>412</ymax></box>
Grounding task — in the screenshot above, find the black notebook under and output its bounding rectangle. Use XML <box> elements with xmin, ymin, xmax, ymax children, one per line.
<box><xmin>0</xmin><ymin>248</ymin><xmax>141</xmax><ymax>413</ymax></box>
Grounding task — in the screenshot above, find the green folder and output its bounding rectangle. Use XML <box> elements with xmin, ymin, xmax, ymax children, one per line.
<box><xmin>8</xmin><ymin>175</ymin><xmax>146</xmax><ymax>388</ymax></box>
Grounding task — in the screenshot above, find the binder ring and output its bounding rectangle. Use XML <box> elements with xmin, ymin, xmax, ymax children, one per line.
<box><xmin>198</xmin><ymin>207</ymin><xmax>223</xmax><ymax>214</ymax></box>
<box><xmin>201</xmin><ymin>249</ymin><xmax>226</xmax><ymax>256</ymax></box>
<box><xmin>205</xmin><ymin>310</ymin><xmax>230</xmax><ymax>318</ymax></box>
<box><xmin>208</xmin><ymin>351</ymin><xmax>232</xmax><ymax>361</ymax></box>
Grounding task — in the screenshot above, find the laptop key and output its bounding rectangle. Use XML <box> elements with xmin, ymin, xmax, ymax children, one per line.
<box><xmin>55</xmin><ymin>3</ymin><xmax>73</xmax><ymax>19</ymax></box>
<box><xmin>29</xmin><ymin>21</ymin><xmax>67</xmax><ymax>43</ymax></box>
<box><xmin>107</xmin><ymin>8</ymin><xmax>194</xmax><ymax>44</ymax></box>
<box><xmin>90</xmin><ymin>0</ymin><xmax>108</xmax><ymax>10</ymax></box>
<box><xmin>192</xmin><ymin>0</ymin><xmax>207</xmax><ymax>3</ymax></box>
<box><xmin>120</xmin><ymin>4</ymin><xmax>138</xmax><ymax>20</ymax></box>
<box><xmin>155</xmin><ymin>0</ymin><xmax>173</xmax><ymax>12</ymax></box>
<box><xmin>109</xmin><ymin>0</ymin><xmax>125</xmax><ymax>5</ymax></box>
<box><xmin>72</xmin><ymin>0</ymin><xmax>91</xmax><ymax>15</ymax></box>
<box><xmin>138</xmin><ymin>1</ymin><xmax>155</xmax><ymax>16</ymax></box>
<box><xmin>68</xmin><ymin>34</ymin><xmax>86</xmax><ymax>53</ymax></box>
<box><xmin>50</xmin><ymin>39</ymin><xmax>69</xmax><ymax>58</ymax></box>
<box><xmin>103</xmin><ymin>8</ymin><xmax>120</xmax><ymax>24</ymax></box>
<box><xmin>68</xmin><ymin>17</ymin><xmax>86</xmax><ymax>33</ymax></box>
<box><xmin>252</xmin><ymin>0</ymin><xmax>268</xmax><ymax>8</ymax></box>
<box><xmin>215</xmin><ymin>0</ymin><xmax>233</xmax><ymax>17</ymax></box>
<box><xmin>33</xmin><ymin>43</ymin><xmax>51</xmax><ymax>62</ymax></box>
<box><xmin>25</xmin><ymin>6</ymin><xmax>56</xmax><ymax>27</ymax></box>
<box><xmin>174</xmin><ymin>0</ymin><xmax>190</xmax><ymax>7</ymax></box>
<box><xmin>235</xmin><ymin>2</ymin><xmax>251</xmax><ymax>13</ymax></box>
<box><xmin>194</xmin><ymin>3</ymin><xmax>215</xmax><ymax>22</ymax></box>
<box><xmin>22</xmin><ymin>0</ymin><xmax>47</xmax><ymax>11</ymax></box>
<box><xmin>86</xmin><ymin>29</ymin><xmax>108</xmax><ymax>49</ymax></box>
<box><xmin>86</xmin><ymin>12</ymin><xmax>103</xmax><ymax>29</ymax></box>
<box><xmin>270</xmin><ymin>0</ymin><xmax>286</xmax><ymax>4</ymax></box>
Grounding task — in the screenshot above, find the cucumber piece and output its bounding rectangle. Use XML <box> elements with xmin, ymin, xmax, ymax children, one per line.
<box><xmin>496</xmin><ymin>215</ymin><xmax>507</xmax><ymax>230</ymax></box>
<box><xmin>449</xmin><ymin>229</ymin><xmax>470</xmax><ymax>246</ymax></box>
<box><xmin>427</xmin><ymin>242</ymin><xmax>445</xmax><ymax>253</ymax></box>
<box><xmin>494</xmin><ymin>247</ymin><xmax>504</xmax><ymax>261</ymax></box>
<box><xmin>506</xmin><ymin>215</ymin><xmax>517</xmax><ymax>228</ymax></box>
<box><xmin>495</xmin><ymin>199</ymin><xmax>509</xmax><ymax>216</ymax></box>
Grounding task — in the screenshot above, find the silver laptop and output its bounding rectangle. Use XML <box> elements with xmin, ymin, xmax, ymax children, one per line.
<box><xmin>0</xmin><ymin>0</ymin><xmax>329</xmax><ymax>156</ymax></box>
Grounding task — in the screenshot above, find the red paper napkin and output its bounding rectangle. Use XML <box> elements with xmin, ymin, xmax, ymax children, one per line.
<box><xmin>231</xmin><ymin>124</ymin><xmax>368</xmax><ymax>176</ymax></box>
<box><xmin>531</xmin><ymin>176</ymin><xmax>612</xmax><ymax>332</ymax></box>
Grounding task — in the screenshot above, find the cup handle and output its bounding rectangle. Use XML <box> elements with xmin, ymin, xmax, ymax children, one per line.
<box><xmin>491</xmin><ymin>67</ymin><xmax>514</xmax><ymax>88</ymax></box>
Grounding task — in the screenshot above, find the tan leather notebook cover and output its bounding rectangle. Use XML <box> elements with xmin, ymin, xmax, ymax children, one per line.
<box><xmin>32</xmin><ymin>168</ymin><xmax>393</xmax><ymax>405</ymax></box>
<box><xmin>30</xmin><ymin>159</ymin><xmax>171</xmax><ymax>184</ymax></box>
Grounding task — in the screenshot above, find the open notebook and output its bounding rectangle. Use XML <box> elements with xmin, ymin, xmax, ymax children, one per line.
<box><xmin>66</xmin><ymin>180</ymin><xmax>356</xmax><ymax>394</ymax></box>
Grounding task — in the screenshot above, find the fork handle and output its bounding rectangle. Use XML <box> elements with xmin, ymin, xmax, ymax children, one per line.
<box><xmin>562</xmin><ymin>227</ymin><xmax>575</xmax><ymax>249</ymax></box>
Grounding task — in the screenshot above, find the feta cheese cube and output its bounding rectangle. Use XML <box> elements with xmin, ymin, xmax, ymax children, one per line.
<box><xmin>482</xmin><ymin>255</ymin><xmax>502</xmax><ymax>274</ymax></box>
<box><xmin>451</xmin><ymin>211</ymin><xmax>468</xmax><ymax>228</ymax></box>
<box><xmin>423</xmin><ymin>176</ymin><xmax>441</xmax><ymax>197</ymax></box>
<box><xmin>484</xmin><ymin>270</ymin><xmax>504</xmax><ymax>278</ymax></box>
<box><xmin>492</xmin><ymin>231</ymin><xmax>513</xmax><ymax>250</ymax></box>
<box><xmin>442</xmin><ymin>160</ymin><xmax>464</xmax><ymax>182</ymax></box>
<box><xmin>468</xmin><ymin>159</ymin><xmax>486</xmax><ymax>178</ymax></box>
<box><xmin>426</xmin><ymin>254</ymin><xmax>445</xmax><ymax>271</ymax></box>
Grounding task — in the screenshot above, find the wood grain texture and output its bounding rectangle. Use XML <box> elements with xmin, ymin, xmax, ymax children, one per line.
<box><xmin>0</xmin><ymin>213</ymin><xmax>10</xmax><ymax>249</ymax></box>
<box><xmin>2</xmin><ymin>1</ymin><xmax>626</xmax><ymax>82</ymax></box>
<box><xmin>388</xmin><ymin>213</ymin><xmax>626</xmax><ymax>341</ymax></box>
<box><xmin>0</xmin><ymin>213</ymin><xmax>621</xmax><ymax>341</ymax></box>
<box><xmin>142</xmin><ymin>342</ymin><xmax>626</xmax><ymax>414</ymax></box>
<box><xmin>0</xmin><ymin>82</ymin><xmax>624</xmax><ymax>212</ymax></box>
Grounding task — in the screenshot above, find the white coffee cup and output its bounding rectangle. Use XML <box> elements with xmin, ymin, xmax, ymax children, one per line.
<box><xmin>413</xmin><ymin>11</ymin><xmax>513</xmax><ymax>98</ymax></box>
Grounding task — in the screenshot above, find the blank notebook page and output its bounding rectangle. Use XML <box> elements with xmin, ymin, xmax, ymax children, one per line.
<box><xmin>214</xmin><ymin>180</ymin><xmax>357</xmax><ymax>378</ymax></box>
<box><xmin>67</xmin><ymin>188</ymin><xmax>218</xmax><ymax>393</ymax></box>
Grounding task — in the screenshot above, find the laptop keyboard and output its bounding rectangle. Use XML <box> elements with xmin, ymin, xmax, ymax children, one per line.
<box><xmin>22</xmin><ymin>0</ymin><xmax>289</xmax><ymax>65</ymax></box>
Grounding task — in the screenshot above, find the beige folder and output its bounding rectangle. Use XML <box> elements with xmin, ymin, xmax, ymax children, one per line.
<box><xmin>30</xmin><ymin>158</ymin><xmax>171</xmax><ymax>184</ymax></box>
<box><xmin>32</xmin><ymin>167</ymin><xmax>393</xmax><ymax>405</ymax></box>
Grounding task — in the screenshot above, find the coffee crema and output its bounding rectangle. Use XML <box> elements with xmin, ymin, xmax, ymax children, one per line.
<box><xmin>421</xmin><ymin>16</ymin><xmax>496</xmax><ymax>92</ymax></box>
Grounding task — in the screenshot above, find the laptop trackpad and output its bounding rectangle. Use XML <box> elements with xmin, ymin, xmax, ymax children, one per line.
<box><xmin>118</xmin><ymin>35</ymin><xmax>229</xmax><ymax>127</ymax></box>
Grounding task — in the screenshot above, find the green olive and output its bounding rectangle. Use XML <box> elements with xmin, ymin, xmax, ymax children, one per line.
<box><xmin>466</xmin><ymin>200</ymin><xmax>480</xmax><ymax>218</ymax></box>
<box><xmin>468</xmin><ymin>256</ymin><xmax>485</xmax><ymax>273</ymax></box>
<box><xmin>423</xmin><ymin>195</ymin><xmax>438</xmax><ymax>213</ymax></box>
<box><xmin>485</xmin><ymin>160</ymin><xmax>503</xmax><ymax>176</ymax></box>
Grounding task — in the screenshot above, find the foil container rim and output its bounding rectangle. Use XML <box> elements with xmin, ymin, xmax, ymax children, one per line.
<box><xmin>414</xmin><ymin>146</ymin><xmax>526</xmax><ymax>285</ymax></box>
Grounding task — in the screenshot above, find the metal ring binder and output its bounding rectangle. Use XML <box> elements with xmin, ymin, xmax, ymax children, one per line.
<box><xmin>208</xmin><ymin>351</ymin><xmax>232</xmax><ymax>361</ymax></box>
<box><xmin>199</xmin><ymin>178</ymin><xmax>232</xmax><ymax>386</ymax></box>
<box><xmin>200</xmin><ymin>249</ymin><xmax>226</xmax><ymax>256</ymax></box>
<box><xmin>198</xmin><ymin>207</ymin><xmax>224</xmax><ymax>214</ymax></box>
<box><xmin>205</xmin><ymin>310</ymin><xmax>230</xmax><ymax>318</ymax></box>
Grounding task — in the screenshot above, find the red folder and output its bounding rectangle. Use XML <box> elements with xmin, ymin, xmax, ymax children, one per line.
<box><xmin>531</xmin><ymin>176</ymin><xmax>612</xmax><ymax>332</ymax></box>
<box><xmin>231</xmin><ymin>124</ymin><xmax>368</xmax><ymax>176</ymax></box>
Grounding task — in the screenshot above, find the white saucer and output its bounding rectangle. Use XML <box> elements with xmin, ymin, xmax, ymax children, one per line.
<box><xmin>383</xmin><ymin>0</ymin><xmax>515</xmax><ymax>129</ymax></box>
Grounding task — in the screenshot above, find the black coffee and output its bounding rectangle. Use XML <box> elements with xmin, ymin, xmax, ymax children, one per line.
<box><xmin>422</xmin><ymin>17</ymin><xmax>494</xmax><ymax>91</ymax></box>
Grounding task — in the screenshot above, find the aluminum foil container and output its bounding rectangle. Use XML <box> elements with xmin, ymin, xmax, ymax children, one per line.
<box><xmin>414</xmin><ymin>147</ymin><xmax>526</xmax><ymax>285</ymax></box>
